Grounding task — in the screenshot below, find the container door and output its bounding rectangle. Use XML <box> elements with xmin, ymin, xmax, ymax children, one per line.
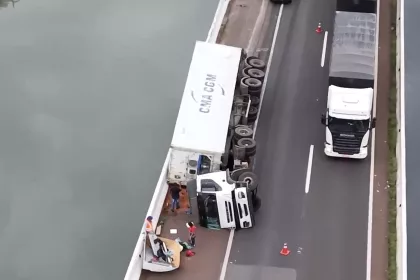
<box><xmin>168</xmin><ymin>150</ymin><xmax>189</xmax><ymax>184</ymax></box>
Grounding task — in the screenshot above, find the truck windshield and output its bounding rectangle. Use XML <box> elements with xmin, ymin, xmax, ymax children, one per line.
<box><xmin>328</xmin><ymin>117</ymin><xmax>370</xmax><ymax>133</ymax></box>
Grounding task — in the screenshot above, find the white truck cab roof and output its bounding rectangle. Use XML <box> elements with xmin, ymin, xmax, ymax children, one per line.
<box><xmin>328</xmin><ymin>85</ymin><xmax>373</xmax><ymax>120</ymax></box>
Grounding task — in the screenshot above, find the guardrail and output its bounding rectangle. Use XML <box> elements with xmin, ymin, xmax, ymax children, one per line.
<box><xmin>123</xmin><ymin>1</ymin><xmax>232</xmax><ymax>279</ymax></box>
<box><xmin>395</xmin><ymin>0</ymin><xmax>406</xmax><ymax>278</ymax></box>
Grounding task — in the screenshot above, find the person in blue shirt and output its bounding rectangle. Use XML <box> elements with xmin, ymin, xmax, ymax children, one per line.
<box><xmin>170</xmin><ymin>184</ymin><xmax>181</xmax><ymax>212</ymax></box>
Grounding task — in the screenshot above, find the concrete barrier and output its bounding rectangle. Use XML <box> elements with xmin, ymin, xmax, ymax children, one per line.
<box><xmin>206</xmin><ymin>0</ymin><xmax>231</xmax><ymax>43</ymax></box>
<box><xmin>124</xmin><ymin>0</ymin><xmax>233</xmax><ymax>278</ymax></box>
<box><xmin>395</xmin><ymin>0</ymin><xmax>407</xmax><ymax>279</ymax></box>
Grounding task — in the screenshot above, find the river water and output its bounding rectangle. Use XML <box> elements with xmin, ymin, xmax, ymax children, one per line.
<box><xmin>0</xmin><ymin>0</ymin><xmax>218</xmax><ymax>279</ymax></box>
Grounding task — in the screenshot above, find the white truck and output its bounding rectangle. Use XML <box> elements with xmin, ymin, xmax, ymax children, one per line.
<box><xmin>138</xmin><ymin>41</ymin><xmax>264</xmax><ymax>273</ymax></box>
<box><xmin>167</xmin><ymin>40</ymin><xmax>262</xmax><ymax>228</ymax></box>
<box><xmin>321</xmin><ymin>11</ymin><xmax>377</xmax><ymax>159</ymax></box>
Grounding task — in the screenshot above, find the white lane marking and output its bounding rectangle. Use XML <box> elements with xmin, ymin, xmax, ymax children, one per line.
<box><xmin>366</xmin><ymin>0</ymin><xmax>380</xmax><ymax>278</ymax></box>
<box><xmin>305</xmin><ymin>145</ymin><xmax>314</xmax><ymax>194</ymax></box>
<box><xmin>219</xmin><ymin>229</ymin><xmax>235</xmax><ymax>280</ymax></box>
<box><xmin>253</xmin><ymin>4</ymin><xmax>283</xmax><ymax>137</ymax></box>
<box><xmin>219</xmin><ymin>5</ymin><xmax>285</xmax><ymax>280</ymax></box>
<box><xmin>321</xmin><ymin>31</ymin><xmax>328</xmax><ymax>67</ymax></box>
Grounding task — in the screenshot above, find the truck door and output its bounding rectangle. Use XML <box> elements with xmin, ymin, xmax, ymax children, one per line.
<box><xmin>234</xmin><ymin>188</ymin><xmax>254</xmax><ymax>229</ymax></box>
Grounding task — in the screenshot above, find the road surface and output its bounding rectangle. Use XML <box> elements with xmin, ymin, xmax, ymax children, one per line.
<box><xmin>226</xmin><ymin>1</ymin><xmax>371</xmax><ymax>280</ymax></box>
<box><xmin>403</xmin><ymin>0</ymin><xmax>420</xmax><ymax>278</ymax></box>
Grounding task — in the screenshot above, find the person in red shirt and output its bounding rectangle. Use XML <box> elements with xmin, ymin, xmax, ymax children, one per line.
<box><xmin>186</xmin><ymin>222</ymin><xmax>196</xmax><ymax>247</ymax></box>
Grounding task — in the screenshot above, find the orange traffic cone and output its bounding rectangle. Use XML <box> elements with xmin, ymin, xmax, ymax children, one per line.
<box><xmin>316</xmin><ymin>22</ymin><xmax>322</xmax><ymax>33</ymax></box>
<box><xmin>280</xmin><ymin>243</ymin><xmax>291</xmax><ymax>256</ymax></box>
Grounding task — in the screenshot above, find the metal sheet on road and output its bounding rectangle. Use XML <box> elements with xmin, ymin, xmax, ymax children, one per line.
<box><xmin>228</xmin><ymin>0</ymin><xmax>371</xmax><ymax>280</ymax></box>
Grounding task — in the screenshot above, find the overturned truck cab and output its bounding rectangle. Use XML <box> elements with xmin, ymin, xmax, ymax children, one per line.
<box><xmin>187</xmin><ymin>170</ymin><xmax>257</xmax><ymax>230</ymax></box>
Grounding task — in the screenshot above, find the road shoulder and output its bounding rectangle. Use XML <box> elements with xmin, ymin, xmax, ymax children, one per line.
<box><xmin>372</xmin><ymin>0</ymin><xmax>392</xmax><ymax>279</ymax></box>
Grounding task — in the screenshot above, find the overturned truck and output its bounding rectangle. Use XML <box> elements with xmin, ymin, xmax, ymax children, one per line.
<box><xmin>141</xmin><ymin>41</ymin><xmax>267</xmax><ymax>273</ymax></box>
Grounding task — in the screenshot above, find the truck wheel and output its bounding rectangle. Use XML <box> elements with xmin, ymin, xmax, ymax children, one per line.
<box><xmin>246</xmin><ymin>57</ymin><xmax>266</xmax><ymax>70</ymax></box>
<box><xmin>248</xmin><ymin>88</ymin><xmax>262</xmax><ymax>97</ymax></box>
<box><xmin>246</xmin><ymin>147</ymin><xmax>256</xmax><ymax>157</ymax></box>
<box><xmin>248</xmin><ymin>106</ymin><xmax>258</xmax><ymax>117</ymax></box>
<box><xmin>252</xmin><ymin>195</ymin><xmax>262</xmax><ymax>212</ymax></box>
<box><xmin>237</xmin><ymin>138</ymin><xmax>257</xmax><ymax>153</ymax></box>
<box><xmin>250</xmin><ymin>96</ymin><xmax>260</xmax><ymax>107</ymax></box>
<box><xmin>244</xmin><ymin>78</ymin><xmax>262</xmax><ymax>90</ymax></box>
<box><xmin>246</xmin><ymin>68</ymin><xmax>265</xmax><ymax>82</ymax></box>
<box><xmin>238</xmin><ymin>172</ymin><xmax>258</xmax><ymax>191</ymax></box>
<box><xmin>241</xmin><ymin>66</ymin><xmax>252</xmax><ymax>79</ymax></box>
<box><xmin>247</xmin><ymin>106</ymin><xmax>258</xmax><ymax>122</ymax></box>
<box><xmin>235</xmin><ymin>126</ymin><xmax>253</xmax><ymax>140</ymax></box>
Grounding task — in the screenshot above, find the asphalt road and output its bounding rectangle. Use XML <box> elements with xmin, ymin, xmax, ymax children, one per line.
<box><xmin>226</xmin><ymin>1</ymin><xmax>371</xmax><ymax>280</ymax></box>
<box><xmin>403</xmin><ymin>0</ymin><xmax>420</xmax><ymax>278</ymax></box>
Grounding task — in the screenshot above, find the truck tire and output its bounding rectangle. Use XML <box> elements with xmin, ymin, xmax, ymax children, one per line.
<box><xmin>234</xmin><ymin>126</ymin><xmax>253</xmax><ymax>140</ymax></box>
<box><xmin>247</xmin><ymin>106</ymin><xmax>258</xmax><ymax>123</ymax></box>
<box><xmin>250</xmin><ymin>96</ymin><xmax>260</xmax><ymax>107</ymax></box>
<box><xmin>247</xmin><ymin>58</ymin><xmax>266</xmax><ymax>70</ymax></box>
<box><xmin>237</xmin><ymin>138</ymin><xmax>257</xmax><ymax>152</ymax></box>
<box><xmin>244</xmin><ymin>55</ymin><xmax>257</xmax><ymax>68</ymax></box>
<box><xmin>246</xmin><ymin>148</ymin><xmax>256</xmax><ymax>157</ymax></box>
<box><xmin>238</xmin><ymin>172</ymin><xmax>258</xmax><ymax>191</ymax></box>
<box><xmin>248</xmin><ymin>88</ymin><xmax>262</xmax><ymax>98</ymax></box>
<box><xmin>246</xmin><ymin>68</ymin><xmax>265</xmax><ymax>82</ymax></box>
<box><xmin>241</xmin><ymin>66</ymin><xmax>252</xmax><ymax>79</ymax></box>
<box><xmin>244</xmin><ymin>78</ymin><xmax>262</xmax><ymax>90</ymax></box>
<box><xmin>243</xmin><ymin>139</ymin><xmax>257</xmax><ymax>157</ymax></box>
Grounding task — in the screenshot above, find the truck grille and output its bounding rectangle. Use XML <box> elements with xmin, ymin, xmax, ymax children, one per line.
<box><xmin>331</xmin><ymin>131</ymin><xmax>365</xmax><ymax>155</ymax></box>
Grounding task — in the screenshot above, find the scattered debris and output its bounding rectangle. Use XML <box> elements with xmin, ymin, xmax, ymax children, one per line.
<box><xmin>156</xmin><ymin>225</ymin><xmax>162</xmax><ymax>236</ymax></box>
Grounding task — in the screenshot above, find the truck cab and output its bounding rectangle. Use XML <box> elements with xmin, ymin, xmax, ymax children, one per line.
<box><xmin>188</xmin><ymin>170</ymin><xmax>255</xmax><ymax>230</ymax></box>
<box><xmin>321</xmin><ymin>86</ymin><xmax>376</xmax><ymax>159</ymax></box>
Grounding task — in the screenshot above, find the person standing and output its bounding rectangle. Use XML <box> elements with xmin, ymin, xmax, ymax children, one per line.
<box><xmin>145</xmin><ymin>216</ymin><xmax>154</xmax><ymax>233</ymax></box>
<box><xmin>170</xmin><ymin>184</ymin><xmax>182</xmax><ymax>212</ymax></box>
<box><xmin>186</xmin><ymin>221</ymin><xmax>197</xmax><ymax>247</ymax></box>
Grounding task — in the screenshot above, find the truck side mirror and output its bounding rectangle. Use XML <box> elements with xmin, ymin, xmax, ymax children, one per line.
<box><xmin>371</xmin><ymin>117</ymin><xmax>376</xmax><ymax>129</ymax></box>
<box><xmin>321</xmin><ymin>114</ymin><xmax>326</xmax><ymax>125</ymax></box>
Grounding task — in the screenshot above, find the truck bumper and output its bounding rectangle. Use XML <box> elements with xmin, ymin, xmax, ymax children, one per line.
<box><xmin>324</xmin><ymin>144</ymin><xmax>368</xmax><ymax>159</ymax></box>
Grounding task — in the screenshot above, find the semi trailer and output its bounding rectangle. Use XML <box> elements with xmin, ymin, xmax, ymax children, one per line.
<box><xmin>167</xmin><ymin>41</ymin><xmax>262</xmax><ymax>229</ymax></box>
<box><xmin>321</xmin><ymin>11</ymin><xmax>377</xmax><ymax>159</ymax></box>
